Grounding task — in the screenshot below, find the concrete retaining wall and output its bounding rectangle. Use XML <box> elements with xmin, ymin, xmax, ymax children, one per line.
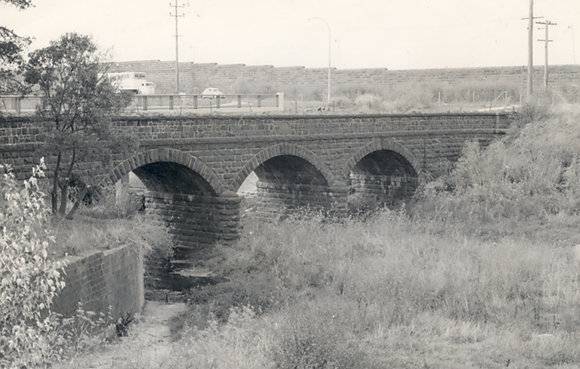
<box><xmin>108</xmin><ymin>61</ymin><xmax>580</xmax><ymax>99</ymax></box>
<box><xmin>52</xmin><ymin>245</ymin><xmax>144</xmax><ymax>319</ymax></box>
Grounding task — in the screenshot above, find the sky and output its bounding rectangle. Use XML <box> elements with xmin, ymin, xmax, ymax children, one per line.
<box><xmin>3</xmin><ymin>0</ymin><xmax>580</xmax><ymax>70</ymax></box>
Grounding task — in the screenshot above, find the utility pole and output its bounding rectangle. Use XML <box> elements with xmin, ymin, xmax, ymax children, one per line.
<box><xmin>537</xmin><ymin>20</ymin><xmax>557</xmax><ymax>89</ymax></box>
<box><xmin>170</xmin><ymin>0</ymin><xmax>186</xmax><ymax>95</ymax></box>
<box><xmin>521</xmin><ymin>0</ymin><xmax>543</xmax><ymax>100</ymax></box>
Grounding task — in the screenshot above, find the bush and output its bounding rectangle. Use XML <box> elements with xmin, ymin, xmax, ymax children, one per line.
<box><xmin>271</xmin><ymin>298</ymin><xmax>376</xmax><ymax>369</ymax></box>
<box><xmin>417</xmin><ymin>109</ymin><xmax>580</xmax><ymax>222</ymax></box>
<box><xmin>354</xmin><ymin>93</ymin><xmax>382</xmax><ymax>112</ymax></box>
<box><xmin>390</xmin><ymin>86</ymin><xmax>434</xmax><ymax>112</ymax></box>
<box><xmin>0</xmin><ymin>160</ymin><xmax>66</xmax><ymax>368</ymax></box>
<box><xmin>163</xmin><ymin>307</ymin><xmax>274</xmax><ymax>369</ymax></box>
<box><xmin>328</xmin><ymin>95</ymin><xmax>353</xmax><ymax>110</ymax></box>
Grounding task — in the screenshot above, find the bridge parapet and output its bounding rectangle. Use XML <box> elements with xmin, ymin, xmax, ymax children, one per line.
<box><xmin>0</xmin><ymin>93</ymin><xmax>285</xmax><ymax>115</ymax></box>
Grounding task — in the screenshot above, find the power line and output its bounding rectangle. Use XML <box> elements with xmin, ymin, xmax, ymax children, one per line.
<box><xmin>537</xmin><ymin>20</ymin><xmax>557</xmax><ymax>89</ymax></box>
<box><xmin>170</xmin><ymin>0</ymin><xmax>187</xmax><ymax>94</ymax></box>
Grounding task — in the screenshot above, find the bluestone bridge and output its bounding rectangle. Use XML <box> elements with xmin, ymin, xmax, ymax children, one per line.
<box><xmin>0</xmin><ymin>113</ymin><xmax>514</xmax><ymax>263</ymax></box>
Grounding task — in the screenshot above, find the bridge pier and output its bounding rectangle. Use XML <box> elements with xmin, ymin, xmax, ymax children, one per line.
<box><xmin>141</xmin><ymin>190</ymin><xmax>241</xmax><ymax>290</ymax></box>
<box><xmin>348</xmin><ymin>174</ymin><xmax>419</xmax><ymax>211</ymax></box>
<box><xmin>253</xmin><ymin>181</ymin><xmax>334</xmax><ymax>217</ymax></box>
<box><xmin>144</xmin><ymin>191</ymin><xmax>241</xmax><ymax>260</ymax></box>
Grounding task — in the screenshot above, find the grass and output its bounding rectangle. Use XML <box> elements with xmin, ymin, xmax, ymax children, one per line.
<box><xmin>56</xmin><ymin>106</ymin><xmax>580</xmax><ymax>368</ymax></box>
<box><xmin>47</xmin><ymin>214</ymin><xmax>172</xmax><ymax>262</ymax></box>
<box><xmin>47</xmin><ymin>181</ymin><xmax>172</xmax><ymax>260</ymax></box>
<box><xmin>282</xmin><ymin>79</ymin><xmax>579</xmax><ymax>114</ymax></box>
<box><xmin>57</xmin><ymin>212</ymin><xmax>579</xmax><ymax>369</ymax></box>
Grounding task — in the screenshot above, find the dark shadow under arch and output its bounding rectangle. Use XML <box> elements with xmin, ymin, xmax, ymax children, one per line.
<box><xmin>233</xmin><ymin>143</ymin><xmax>338</xmax><ymax>192</ymax></box>
<box><xmin>105</xmin><ymin>148</ymin><xmax>226</xmax><ymax>194</ymax></box>
<box><xmin>344</xmin><ymin>139</ymin><xmax>421</xmax><ymax>178</ymax></box>
<box><xmin>346</xmin><ymin>140</ymin><xmax>420</xmax><ymax>212</ymax></box>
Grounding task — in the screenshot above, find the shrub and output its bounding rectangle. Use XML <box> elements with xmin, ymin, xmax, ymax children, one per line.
<box><xmin>164</xmin><ymin>307</ymin><xmax>274</xmax><ymax>369</ymax></box>
<box><xmin>271</xmin><ymin>298</ymin><xmax>376</xmax><ymax>369</ymax></box>
<box><xmin>329</xmin><ymin>95</ymin><xmax>353</xmax><ymax>110</ymax></box>
<box><xmin>0</xmin><ymin>160</ymin><xmax>66</xmax><ymax>368</ymax></box>
<box><xmin>354</xmin><ymin>93</ymin><xmax>382</xmax><ymax>112</ymax></box>
<box><xmin>391</xmin><ymin>86</ymin><xmax>434</xmax><ymax>112</ymax></box>
<box><xmin>417</xmin><ymin>109</ymin><xmax>580</xmax><ymax>222</ymax></box>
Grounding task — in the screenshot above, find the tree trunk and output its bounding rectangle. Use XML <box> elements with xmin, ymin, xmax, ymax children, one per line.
<box><xmin>58</xmin><ymin>183</ymin><xmax>68</xmax><ymax>216</ymax></box>
<box><xmin>65</xmin><ymin>186</ymin><xmax>88</xmax><ymax>220</ymax></box>
<box><xmin>59</xmin><ymin>148</ymin><xmax>76</xmax><ymax>216</ymax></box>
<box><xmin>51</xmin><ymin>151</ymin><xmax>62</xmax><ymax>215</ymax></box>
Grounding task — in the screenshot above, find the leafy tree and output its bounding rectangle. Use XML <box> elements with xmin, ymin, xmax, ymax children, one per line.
<box><xmin>2</xmin><ymin>0</ymin><xmax>33</xmax><ymax>7</ymax></box>
<box><xmin>23</xmin><ymin>33</ymin><xmax>135</xmax><ymax>218</ymax></box>
<box><xmin>0</xmin><ymin>159</ymin><xmax>66</xmax><ymax>368</ymax></box>
<box><xmin>0</xmin><ymin>0</ymin><xmax>32</xmax><ymax>93</ymax></box>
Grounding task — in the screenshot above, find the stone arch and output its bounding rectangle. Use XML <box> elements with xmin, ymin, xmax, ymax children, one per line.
<box><xmin>345</xmin><ymin>139</ymin><xmax>420</xmax><ymax>211</ymax></box>
<box><xmin>103</xmin><ymin>149</ymin><xmax>238</xmax><ymax>289</ymax></box>
<box><xmin>104</xmin><ymin>148</ymin><xmax>226</xmax><ymax>195</ymax></box>
<box><xmin>344</xmin><ymin>139</ymin><xmax>421</xmax><ymax>178</ymax></box>
<box><xmin>233</xmin><ymin>143</ymin><xmax>339</xmax><ymax>191</ymax></box>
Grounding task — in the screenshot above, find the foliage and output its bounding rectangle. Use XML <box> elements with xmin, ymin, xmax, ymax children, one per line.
<box><xmin>232</xmin><ymin>77</ymin><xmax>275</xmax><ymax>94</ymax></box>
<box><xmin>354</xmin><ymin>93</ymin><xmax>382</xmax><ymax>111</ymax></box>
<box><xmin>48</xmin><ymin>214</ymin><xmax>172</xmax><ymax>261</ymax></box>
<box><xmin>23</xmin><ymin>33</ymin><xmax>135</xmax><ymax>219</ymax></box>
<box><xmin>45</xmin><ymin>107</ymin><xmax>580</xmax><ymax>368</ymax></box>
<box><xmin>1</xmin><ymin>0</ymin><xmax>33</xmax><ymax>8</ymax></box>
<box><xmin>0</xmin><ymin>0</ymin><xmax>32</xmax><ymax>94</ymax></box>
<box><xmin>416</xmin><ymin>109</ymin><xmax>580</xmax><ymax>222</ymax></box>
<box><xmin>50</xmin><ymin>303</ymin><xmax>115</xmax><ymax>357</ymax></box>
<box><xmin>0</xmin><ymin>159</ymin><xmax>66</xmax><ymax>368</ymax></box>
<box><xmin>61</xmin><ymin>209</ymin><xmax>579</xmax><ymax>369</ymax></box>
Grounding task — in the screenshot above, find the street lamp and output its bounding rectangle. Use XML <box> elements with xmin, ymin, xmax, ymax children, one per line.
<box><xmin>308</xmin><ymin>17</ymin><xmax>332</xmax><ymax>110</ymax></box>
<box><xmin>569</xmin><ymin>25</ymin><xmax>577</xmax><ymax>64</ymax></box>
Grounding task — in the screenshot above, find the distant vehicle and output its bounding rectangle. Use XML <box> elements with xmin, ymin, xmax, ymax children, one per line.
<box><xmin>107</xmin><ymin>72</ymin><xmax>156</xmax><ymax>95</ymax></box>
<box><xmin>201</xmin><ymin>87</ymin><xmax>226</xmax><ymax>99</ymax></box>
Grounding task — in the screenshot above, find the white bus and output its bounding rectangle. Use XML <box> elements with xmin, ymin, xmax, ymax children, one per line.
<box><xmin>107</xmin><ymin>72</ymin><xmax>156</xmax><ymax>95</ymax></box>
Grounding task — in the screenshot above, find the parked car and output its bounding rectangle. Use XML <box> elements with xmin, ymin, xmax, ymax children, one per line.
<box><xmin>201</xmin><ymin>87</ymin><xmax>226</xmax><ymax>99</ymax></box>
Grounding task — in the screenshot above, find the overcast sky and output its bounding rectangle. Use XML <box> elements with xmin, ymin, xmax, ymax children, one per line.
<box><xmin>3</xmin><ymin>0</ymin><xmax>580</xmax><ymax>69</ymax></box>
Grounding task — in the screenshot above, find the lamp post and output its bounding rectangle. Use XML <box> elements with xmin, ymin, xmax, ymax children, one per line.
<box><xmin>569</xmin><ymin>25</ymin><xmax>577</xmax><ymax>64</ymax></box>
<box><xmin>308</xmin><ymin>17</ymin><xmax>332</xmax><ymax>109</ymax></box>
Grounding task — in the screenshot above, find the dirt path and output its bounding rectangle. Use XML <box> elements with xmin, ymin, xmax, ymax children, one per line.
<box><xmin>57</xmin><ymin>301</ymin><xmax>188</xmax><ymax>369</ymax></box>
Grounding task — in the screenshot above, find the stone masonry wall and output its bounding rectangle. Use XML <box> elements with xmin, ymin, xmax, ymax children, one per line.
<box><xmin>348</xmin><ymin>174</ymin><xmax>418</xmax><ymax>211</ymax></box>
<box><xmin>0</xmin><ymin>113</ymin><xmax>512</xmax><ymax>188</ymax></box>
<box><xmin>52</xmin><ymin>245</ymin><xmax>144</xmax><ymax>319</ymax></box>
<box><xmin>0</xmin><ymin>113</ymin><xmax>512</xmax><ymax>266</ymax></box>
<box><xmin>254</xmin><ymin>182</ymin><xmax>338</xmax><ymax>219</ymax></box>
<box><xmin>108</xmin><ymin>61</ymin><xmax>580</xmax><ymax>98</ymax></box>
<box><xmin>144</xmin><ymin>191</ymin><xmax>241</xmax><ymax>267</ymax></box>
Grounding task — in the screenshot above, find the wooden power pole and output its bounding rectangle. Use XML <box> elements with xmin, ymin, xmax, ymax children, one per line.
<box><xmin>170</xmin><ymin>0</ymin><xmax>186</xmax><ymax>95</ymax></box>
<box><xmin>537</xmin><ymin>20</ymin><xmax>558</xmax><ymax>89</ymax></box>
<box><xmin>521</xmin><ymin>0</ymin><xmax>543</xmax><ymax>99</ymax></box>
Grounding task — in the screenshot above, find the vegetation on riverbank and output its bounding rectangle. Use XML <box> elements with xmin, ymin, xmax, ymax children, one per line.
<box><xmin>57</xmin><ymin>106</ymin><xmax>580</xmax><ymax>369</ymax></box>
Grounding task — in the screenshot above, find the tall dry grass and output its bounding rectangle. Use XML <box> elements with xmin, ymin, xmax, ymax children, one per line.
<box><xmin>61</xmin><ymin>211</ymin><xmax>578</xmax><ymax>369</ymax></box>
<box><xmin>58</xmin><ymin>107</ymin><xmax>580</xmax><ymax>369</ymax></box>
<box><xmin>416</xmin><ymin>108</ymin><xmax>580</xmax><ymax>224</ymax></box>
